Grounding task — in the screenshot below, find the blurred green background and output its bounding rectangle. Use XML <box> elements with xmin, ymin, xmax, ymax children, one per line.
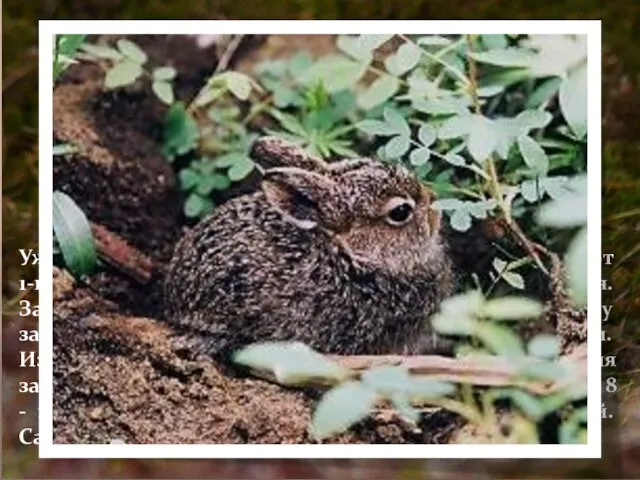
<box><xmin>3</xmin><ymin>1</ymin><xmax>640</xmax><ymax>478</ymax></box>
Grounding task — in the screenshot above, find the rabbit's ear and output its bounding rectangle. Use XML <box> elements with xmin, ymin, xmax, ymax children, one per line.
<box><xmin>250</xmin><ymin>136</ymin><xmax>328</xmax><ymax>172</ymax></box>
<box><xmin>261</xmin><ymin>167</ymin><xmax>339</xmax><ymax>230</ymax></box>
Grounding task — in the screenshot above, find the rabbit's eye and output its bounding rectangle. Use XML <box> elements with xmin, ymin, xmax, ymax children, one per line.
<box><xmin>385</xmin><ymin>198</ymin><xmax>415</xmax><ymax>226</ymax></box>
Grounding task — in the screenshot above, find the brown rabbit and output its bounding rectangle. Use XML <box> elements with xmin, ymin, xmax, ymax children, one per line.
<box><xmin>164</xmin><ymin>136</ymin><xmax>455</xmax><ymax>360</ymax></box>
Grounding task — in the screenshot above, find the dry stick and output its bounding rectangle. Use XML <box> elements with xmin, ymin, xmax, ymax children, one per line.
<box><xmin>90</xmin><ymin>222</ymin><xmax>158</xmax><ymax>284</ymax></box>
<box><xmin>213</xmin><ymin>34</ymin><xmax>245</xmax><ymax>75</ymax></box>
<box><xmin>244</xmin><ymin>344</ymin><xmax>587</xmax><ymax>396</ymax></box>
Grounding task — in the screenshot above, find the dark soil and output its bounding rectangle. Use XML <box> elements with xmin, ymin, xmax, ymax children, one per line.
<box><xmin>51</xmin><ymin>34</ymin><xmax>462</xmax><ymax>445</ymax></box>
<box><xmin>52</xmin><ymin>267</ymin><xmax>460</xmax><ymax>444</ymax></box>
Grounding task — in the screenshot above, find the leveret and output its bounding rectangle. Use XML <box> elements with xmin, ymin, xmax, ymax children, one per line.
<box><xmin>164</xmin><ymin>136</ymin><xmax>455</xmax><ymax>359</ymax></box>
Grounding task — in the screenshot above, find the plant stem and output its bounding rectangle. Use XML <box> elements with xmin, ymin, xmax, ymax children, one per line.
<box><xmin>464</xmin><ymin>34</ymin><xmax>550</xmax><ymax>276</ymax></box>
<box><xmin>398</xmin><ymin>34</ymin><xmax>470</xmax><ymax>87</ymax></box>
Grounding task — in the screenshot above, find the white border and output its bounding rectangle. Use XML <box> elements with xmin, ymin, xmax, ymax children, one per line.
<box><xmin>39</xmin><ymin>20</ymin><xmax>602</xmax><ymax>459</ymax></box>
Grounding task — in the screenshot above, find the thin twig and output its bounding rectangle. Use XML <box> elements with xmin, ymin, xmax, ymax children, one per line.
<box><xmin>242</xmin><ymin>345</ymin><xmax>587</xmax><ymax>396</ymax></box>
<box><xmin>464</xmin><ymin>34</ymin><xmax>551</xmax><ymax>276</ymax></box>
<box><xmin>214</xmin><ymin>34</ymin><xmax>245</xmax><ymax>75</ymax></box>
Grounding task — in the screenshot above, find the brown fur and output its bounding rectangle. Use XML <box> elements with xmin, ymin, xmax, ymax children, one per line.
<box><xmin>164</xmin><ymin>136</ymin><xmax>455</xmax><ymax>360</ymax></box>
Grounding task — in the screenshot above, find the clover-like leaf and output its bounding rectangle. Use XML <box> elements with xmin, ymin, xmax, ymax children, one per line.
<box><xmin>409</xmin><ymin>147</ymin><xmax>431</xmax><ymax>166</ymax></box>
<box><xmin>385</xmin><ymin>135</ymin><xmax>411</xmax><ymax>159</ymax></box>
<box><xmin>385</xmin><ymin>42</ymin><xmax>421</xmax><ymax>76</ymax></box>
<box><xmin>475</xmin><ymin>322</ymin><xmax>526</xmax><ymax>358</ymax></box>
<box><xmin>481</xmin><ymin>297</ymin><xmax>543</xmax><ymax>321</ymax></box>
<box><xmin>518</xmin><ymin>135</ymin><xmax>549</xmax><ymax>175</ymax></box>
<box><xmin>233</xmin><ymin>341</ymin><xmax>350</xmax><ymax>385</ymax></box>
<box><xmin>310</xmin><ymin>381</ymin><xmax>378</xmax><ymax>440</ymax></box>
<box><xmin>104</xmin><ymin>61</ymin><xmax>143</xmax><ymax>89</ymax></box>
<box><xmin>357</xmin><ymin>74</ymin><xmax>399</xmax><ymax>110</ymax></box>
<box><xmin>116</xmin><ymin>39</ymin><xmax>147</xmax><ymax>64</ymax></box>
<box><xmin>528</xmin><ymin>334</ymin><xmax>561</xmax><ymax>359</ymax></box>
<box><xmin>152</xmin><ymin>80</ymin><xmax>174</xmax><ymax>105</ymax></box>
<box><xmin>153</xmin><ymin>66</ymin><xmax>177</xmax><ymax>80</ymax></box>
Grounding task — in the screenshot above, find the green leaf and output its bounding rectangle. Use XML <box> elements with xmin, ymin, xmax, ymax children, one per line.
<box><xmin>358</xmin><ymin>34</ymin><xmax>393</xmax><ymax>51</ymax></box>
<box><xmin>220</xmin><ymin>71</ymin><xmax>253</xmax><ymax>100</ymax></box>
<box><xmin>152</xmin><ymin>80</ymin><xmax>174</xmax><ymax>105</ymax></box>
<box><xmin>404</xmin><ymin>377</ymin><xmax>457</xmax><ymax>401</ymax></box>
<box><xmin>475</xmin><ymin>322</ymin><xmax>526</xmax><ymax>358</ymax></box>
<box><xmin>526</xmin><ymin>77</ymin><xmax>563</xmax><ymax>108</ymax></box>
<box><xmin>565</xmin><ymin>227</ymin><xmax>588</xmax><ymax>307</ymax></box>
<box><xmin>413</xmin><ymin>97</ymin><xmax>469</xmax><ymax>115</ymax></box>
<box><xmin>440</xmin><ymin>290</ymin><xmax>485</xmax><ymax>318</ymax></box>
<box><xmin>417</xmin><ymin>36</ymin><xmax>451</xmax><ymax>46</ymax></box>
<box><xmin>390</xmin><ymin>394</ymin><xmax>421</xmax><ymax>424</ymax></box>
<box><xmin>409</xmin><ymin>147</ymin><xmax>431</xmax><ymax>166</ymax></box>
<box><xmin>357</xmin><ymin>75</ymin><xmax>399</xmax><ymax>110</ymax></box>
<box><xmin>383</xmin><ymin>107</ymin><xmax>411</xmax><ymax>137</ymax></box>
<box><xmin>80</xmin><ymin>43</ymin><xmax>123</xmax><ymax>60</ymax></box>
<box><xmin>466</xmin><ymin>199</ymin><xmax>497</xmax><ymax>219</ymax></box>
<box><xmin>528</xmin><ymin>335</ymin><xmax>560</xmax><ymax>359</ymax></box>
<box><xmin>500</xmin><ymin>270</ymin><xmax>525</xmax><ymax>290</ymax></box>
<box><xmin>514</xmin><ymin>110</ymin><xmax>553</xmax><ymax>133</ymax></box>
<box><xmin>356</xmin><ymin>119</ymin><xmax>395</xmax><ymax>136</ymax></box>
<box><xmin>227</xmin><ymin>157</ymin><xmax>255</xmax><ymax>181</ymax></box>
<box><xmin>197</xmin><ymin>174</ymin><xmax>231</xmax><ymax>195</ymax></box>
<box><xmin>52</xmin><ymin>191</ymin><xmax>97</xmax><ymax>279</ymax></box>
<box><xmin>470</xmin><ymin>48</ymin><xmax>536</xmax><ymax>68</ymax></box>
<box><xmin>162</xmin><ymin>102</ymin><xmax>199</xmax><ymax>159</ymax></box>
<box><xmin>438</xmin><ymin>114</ymin><xmax>473</xmax><ymax>139</ymax></box>
<box><xmin>508</xmin><ymin>390</ymin><xmax>546</xmax><ymax>421</ymax></box>
<box><xmin>104</xmin><ymin>61</ymin><xmax>143</xmax><ymax>89</ymax></box>
<box><xmin>310</xmin><ymin>381</ymin><xmax>378</xmax><ymax>440</ymax></box>
<box><xmin>385</xmin><ymin>135</ymin><xmax>411</xmax><ymax>158</ymax></box>
<box><xmin>431</xmin><ymin>198</ymin><xmax>463</xmax><ymax>211</ymax></box>
<box><xmin>337</xmin><ymin>35</ymin><xmax>373</xmax><ymax>63</ymax></box>
<box><xmin>518</xmin><ymin>135</ymin><xmax>549</xmax><ymax>175</ymax></box>
<box><xmin>184</xmin><ymin>193</ymin><xmax>212</xmax><ymax>218</ymax></box>
<box><xmin>214</xmin><ymin>152</ymin><xmax>247</xmax><ymax>168</ymax></box>
<box><xmin>520</xmin><ymin>179</ymin><xmax>544</xmax><ymax>203</ymax></box>
<box><xmin>450</xmin><ymin>208</ymin><xmax>472</xmax><ymax>231</ymax></box>
<box><xmin>153</xmin><ymin>66</ymin><xmax>177</xmax><ymax>80</ymax></box>
<box><xmin>178</xmin><ymin>169</ymin><xmax>200</xmax><ymax>190</ymax></box>
<box><xmin>559</xmin><ymin>61</ymin><xmax>587</xmax><ymax>139</ymax></box>
<box><xmin>361</xmin><ymin>365</ymin><xmax>410</xmax><ymax>396</ymax></box>
<box><xmin>57</xmin><ymin>35</ymin><xmax>87</xmax><ymax>56</ymax></box>
<box><xmin>537</xmin><ymin>197</ymin><xmax>587</xmax><ymax>228</ymax></box>
<box><xmin>385</xmin><ymin>42</ymin><xmax>421</xmax><ymax>76</ymax></box>
<box><xmin>517</xmin><ymin>359</ymin><xmax>567</xmax><ymax>381</ymax></box>
<box><xmin>298</xmin><ymin>55</ymin><xmax>368</xmax><ymax>93</ymax></box>
<box><xmin>467</xmin><ymin>115</ymin><xmax>498</xmax><ymax>163</ymax></box>
<box><xmin>481</xmin><ymin>297</ymin><xmax>543</xmax><ymax>320</ymax></box>
<box><xmin>116</xmin><ymin>39</ymin><xmax>147</xmax><ymax>64</ymax></box>
<box><xmin>431</xmin><ymin>313</ymin><xmax>477</xmax><ymax>336</ymax></box>
<box><xmin>417</xmin><ymin>124</ymin><xmax>436</xmax><ymax>147</ymax></box>
<box><xmin>288</xmin><ymin>51</ymin><xmax>314</xmax><ymax>77</ymax></box>
<box><xmin>233</xmin><ymin>341</ymin><xmax>350</xmax><ymax>385</ymax></box>
<box><xmin>481</xmin><ymin>34</ymin><xmax>508</xmax><ymax>50</ymax></box>
<box><xmin>476</xmin><ymin>85</ymin><xmax>505</xmax><ymax>97</ymax></box>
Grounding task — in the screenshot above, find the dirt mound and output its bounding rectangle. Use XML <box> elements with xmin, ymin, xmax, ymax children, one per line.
<box><xmin>53</xmin><ymin>267</ymin><xmax>459</xmax><ymax>444</ymax></box>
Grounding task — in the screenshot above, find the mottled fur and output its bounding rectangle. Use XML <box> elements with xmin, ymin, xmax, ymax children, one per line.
<box><xmin>164</xmin><ymin>137</ymin><xmax>455</xmax><ymax>359</ymax></box>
